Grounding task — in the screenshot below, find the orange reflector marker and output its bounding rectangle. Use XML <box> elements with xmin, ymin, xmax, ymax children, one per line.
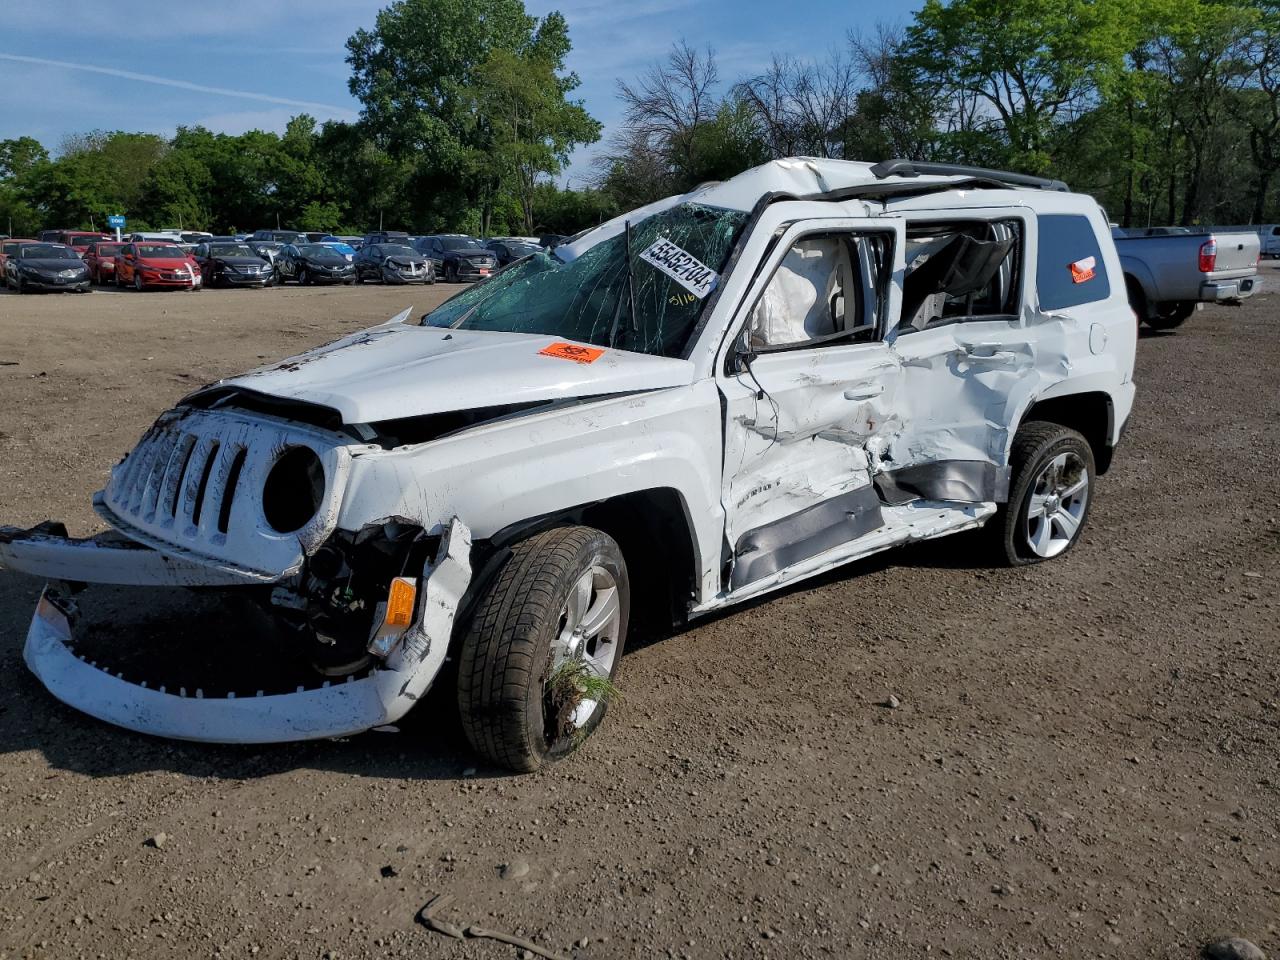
<box><xmin>385</xmin><ymin>577</ymin><xmax>417</xmax><ymax>628</ymax></box>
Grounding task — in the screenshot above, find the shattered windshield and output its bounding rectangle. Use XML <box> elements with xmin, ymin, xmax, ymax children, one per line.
<box><xmin>420</xmin><ymin>203</ymin><xmax>747</xmax><ymax>358</ymax></box>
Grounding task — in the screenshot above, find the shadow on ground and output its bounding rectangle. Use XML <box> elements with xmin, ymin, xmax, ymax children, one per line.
<box><xmin>0</xmin><ymin>529</ymin><xmax>989</xmax><ymax>783</ymax></box>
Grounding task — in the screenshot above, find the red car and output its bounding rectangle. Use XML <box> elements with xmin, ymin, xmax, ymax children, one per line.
<box><xmin>83</xmin><ymin>240</ymin><xmax>127</xmax><ymax>285</ymax></box>
<box><xmin>0</xmin><ymin>238</ymin><xmax>38</xmax><ymax>276</ymax></box>
<box><xmin>38</xmin><ymin>230</ymin><xmax>114</xmax><ymax>256</ymax></box>
<box><xmin>114</xmin><ymin>242</ymin><xmax>202</xmax><ymax>291</ymax></box>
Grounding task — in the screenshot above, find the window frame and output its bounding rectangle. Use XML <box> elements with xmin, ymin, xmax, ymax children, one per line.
<box><xmin>895</xmin><ymin>215</ymin><xmax>1026</xmax><ymax>337</ymax></box>
<box><xmin>1034</xmin><ymin>212</ymin><xmax>1111</xmax><ymax>312</ymax></box>
<box><xmin>742</xmin><ymin>227</ymin><xmax>898</xmax><ymax>355</ymax></box>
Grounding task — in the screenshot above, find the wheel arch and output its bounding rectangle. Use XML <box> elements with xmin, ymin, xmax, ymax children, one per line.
<box><xmin>463</xmin><ymin>487</ymin><xmax>700</xmax><ymax>634</ymax></box>
<box><xmin>1016</xmin><ymin>390</ymin><xmax>1116</xmax><ymax>475</ymax></box>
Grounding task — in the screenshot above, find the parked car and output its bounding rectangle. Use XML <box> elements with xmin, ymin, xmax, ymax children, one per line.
<box><xmin>362</xmin><ymin>230</ymin><xmax>410</xmax><ymax>247</ymax></box>
<box><xmin>0</xmin><ymin>158</ymin><xmax>1136</xmax><ymax>773</ymax></box>
<box><xmin>249</xmin><ymin>229</ymin><xmax>304</xmax><ymax>245</ymax></box>
<box><xmin>317</xmin><ymin>240</ymin><xmax>357</xmax><ymax>257</ymax></box>
<box><xmin>276</xmin><ymin>243</ymin><xmax>357</xmax><ymax>285</ymax></box>
<box><xmin>0</xmin><ymin>238</ymin><xmax>38</xmax><ymax>277</ymax></box>
<box><xmin>180</xmin><ymin>231</ymin><xmax>213</xmax><ymax>245</ymax></box>
<box><xmin>114</xmin><ymin>242</ymin><xmax>201</xmax><ymax>291</ymax></box>
<box><xmin>5</xmin><ymin>242</ymin><xmax>91</xmax><ymax>293</ymax></box>
<box><xmin>193</xmin><ymin>240</ymin><xmax>276</xmax><ymax>288</ymax></box>
<box><xmin>415</xmin><ymin>235</ymin><xmax>497</xmax><ymax>281</ymax></box>
<box><xmin>353</xmin><ymin>243</ymin><xmax>433</xmax><ymax>284</ymax></box>
<box><xmin>485</xmin><ymin>238</ymin><xmax>542</xmax><ymax>267</ymax></box>
<box><xmin>1114</xmin><ymin>226</ymin><xmax>1261</xmax><ymax>329</ymax></box>
<box><xmin>83</xmin><ymin>240</ymin><xmax>127</xmax><ymax>285</ymax></box>
<box><xmin>248</xmin><ymin>241</ymin><xmax>285</xmax><ymax>274</ymax></box>
<box><xmin>36</xmin><ymin>230</ymin><xmax>113</xmax><ymax>255</ymax></box>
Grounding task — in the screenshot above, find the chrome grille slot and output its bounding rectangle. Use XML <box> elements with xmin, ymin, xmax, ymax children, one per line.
<box><xmin>156</xmin><ymin>433</ymin><xmax>197</xmax><ymax>524</ymax></box>
<box><xmin>188</xmin><ymin>440</ymin><xmax>221</xmax><ymax>532</ymax></box>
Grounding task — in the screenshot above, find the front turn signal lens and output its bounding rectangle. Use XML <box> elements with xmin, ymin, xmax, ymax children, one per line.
<box><xmin>385</xmin><ymin>577</ymin><xmax>417</xmax><ymax>628</ymax></box>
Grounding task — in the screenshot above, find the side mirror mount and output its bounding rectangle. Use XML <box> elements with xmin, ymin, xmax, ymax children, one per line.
<box><xmin>730</xmin><ymin>327</ymin><xmax>756</xmax><ymax>375</ymax></box>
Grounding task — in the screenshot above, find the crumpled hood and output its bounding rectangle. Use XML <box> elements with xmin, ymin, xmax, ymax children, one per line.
<box><xmin>206</xmin><ymin>322</ymin><xmax>695</xmax><ymax>424</ymax></box>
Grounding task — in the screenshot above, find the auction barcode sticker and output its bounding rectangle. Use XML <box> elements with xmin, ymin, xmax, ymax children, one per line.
<box><xmin>639</xmin><ymin>238</ymin><xmax>718</xmax><ymax>299</ymax></box>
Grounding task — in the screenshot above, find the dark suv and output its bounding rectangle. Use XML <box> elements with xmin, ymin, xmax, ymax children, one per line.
<box><xmin>414</xmin><ymin>235</ymin><xmax>498</xmax><ymax>282</ymax></box>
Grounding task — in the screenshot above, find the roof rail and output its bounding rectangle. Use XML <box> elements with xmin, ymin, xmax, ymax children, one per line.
<box><xmin>869</xmin><ymin>159</ymin><xmax>1069</xmax><ymax>192</ymax></box>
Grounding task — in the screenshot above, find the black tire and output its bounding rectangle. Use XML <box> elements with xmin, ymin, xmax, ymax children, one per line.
<box><xmin>446</xmin><ymin>262</ymin><xmax>457</xmax><ymax>283</ymax></box>
<box><xmin>457</xmin><ymin>525</ymin><xmax>630</xmax><ymax>773</ymax></box>
<box><xmin>988</xmin><ymin>422</ymin><xmax>1096</xmax><ymax>566</ymax></box>
<box><xmin>298</xmin><ymin>268</ymin><xmax>309</xmax><ymax>286</ymax></box>
<box><xmin>15</xmin><ymin>276</ymin><xmax>26</xmax><ymax>294</ymax></box>
<box><xmin>134</xmin><ymin>272</ymin><xmax>144</xmax><ymax>292</ymax></box>
<box><xmin>1144</xmin><ymin>300</ymin><xmax>1195</xmax><ymax>330</ymax></box>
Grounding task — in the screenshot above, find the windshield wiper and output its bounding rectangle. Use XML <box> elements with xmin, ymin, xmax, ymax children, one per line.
<box><xmin>608</xmin><ymin>220</ymin><xmax>638</xmax><ymax>348</ymax></box>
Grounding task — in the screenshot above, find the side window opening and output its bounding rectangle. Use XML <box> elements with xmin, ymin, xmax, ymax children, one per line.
<box><xmin>747</xmin><ymin>232</ymin><xmax>891</xmax><ymax>351</ymax></box>
<box><xmin>1035</xmin><ymin>213</ymin><xmax>1111</xmax><ymax>311</ymax></box>
<box><xmin>900</xmin><ymin>219</ymin><xmax>1023</xmax><ymax>334</ymax></box>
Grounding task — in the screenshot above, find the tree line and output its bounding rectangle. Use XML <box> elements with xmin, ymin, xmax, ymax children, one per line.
<box><xmin>2</xmin><ymin>0</ymin><xmax>1278</xmax><ymax>239</ymax></box>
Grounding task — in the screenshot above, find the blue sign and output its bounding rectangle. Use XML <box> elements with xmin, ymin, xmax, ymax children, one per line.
<box><xmin>107</xmin><ymin>214</ymin><xmax>126</xmax><ymax>229</ymax></box>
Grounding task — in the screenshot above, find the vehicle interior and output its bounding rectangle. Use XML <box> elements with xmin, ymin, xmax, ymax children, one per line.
<box><xmin>898</xmin><ymin>219</ymin><xmax>1021</xmax><ymax>333</ymax></box>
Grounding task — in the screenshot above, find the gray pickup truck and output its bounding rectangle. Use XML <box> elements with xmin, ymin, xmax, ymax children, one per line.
<box><xmin>1114</xmin><ymin>226</ymin><xmax>1261</xmax><ymax>330</ymax></box>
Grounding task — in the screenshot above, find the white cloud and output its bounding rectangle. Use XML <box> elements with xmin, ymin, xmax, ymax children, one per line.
<box><xmin>0</xmin><ymin>54</ymin><xmax>357</xmax><ymax>119</ymax></box>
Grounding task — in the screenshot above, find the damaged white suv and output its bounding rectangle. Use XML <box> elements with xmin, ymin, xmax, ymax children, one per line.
<box><xmin>1</xmin><ymin>158</ymin><xmax>1136</xmax><ymax>771</ymax></box>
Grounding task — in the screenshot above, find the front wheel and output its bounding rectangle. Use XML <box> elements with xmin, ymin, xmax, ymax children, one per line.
<box><xmin>988</xmin><ymin>423</ymin><xmax>1095</xmax><ymax>566</ymax></box>
<box><xmin>457</xmin><ymin>526</ymin><xmax>629</xmax><ymax>772</ymax></box>
<box><xmin>134</xmin><ymin>273</ymin><xmax>144</xmax><ymax>292</ymax></box>
<box><xmin>298</xmin><ymin>268</ymin><xmax>309</xmax><ymax>286</ymax></box>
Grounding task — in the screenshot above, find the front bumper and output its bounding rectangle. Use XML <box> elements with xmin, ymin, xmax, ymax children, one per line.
<box><xmin>450</xmin><ymin>262</ymin><xmax>494</xmax><ymax>281</ymax></box>
<box><xmin>19</xmin><ymin>274</ymin><xmax>90</xmax><ymax>291</ymax></box>
<box><xmin>138</xmin><ymin>273</ymin><xmax>199</xmax><ymax>289</ymax></box>
<box><xmin>308</xmin><ymin>269</ymin><xmax>356</xmax><ymax>284</ymax></box>
<box><xmin>11</xmin><ymin>518</ymin><xmax>472</xmax><ymax>743</ymax></box>
<box><xmin>381</xmin><ymin>268</ymin><xmax>431</xmax><ymax>284</ymax></box>
<box><xmin>218</xmin><ymin>271</ymin><xmax>271</xmax><ymax>286</ymax></box>
<box><xmin>1201</xmin><ymin>276</ymin><xmax>1261</xmax><ymax>302</ymax></box>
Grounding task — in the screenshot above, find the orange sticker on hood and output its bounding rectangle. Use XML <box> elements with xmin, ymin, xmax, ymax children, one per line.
<box><xmin>1070</xmin><ymin>256</ymin><xmax>1097</xmax><ymax>284</ymax></box>
<box><xmin>539</xmin><ymin>342</ymin><xmax>605</xmax><ymax>364</ymax></box>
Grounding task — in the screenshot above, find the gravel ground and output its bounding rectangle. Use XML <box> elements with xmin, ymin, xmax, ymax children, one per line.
<box><xmin>0</xmin><ymin>271</ymin><xmax>1277</xmax><ymax>960</ymax></box>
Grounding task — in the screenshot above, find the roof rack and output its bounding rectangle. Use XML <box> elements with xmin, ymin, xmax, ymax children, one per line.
<box><xmin>869</xmin><ymin>159</ymin><xmax>1069</xmax><ymax>192</ymax></box>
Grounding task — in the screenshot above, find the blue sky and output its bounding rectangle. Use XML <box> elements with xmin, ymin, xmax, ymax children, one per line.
<box><xmin>0</xmin><ymin>0</ymin><xmax>923</xmax><ymax>183</ymax></box>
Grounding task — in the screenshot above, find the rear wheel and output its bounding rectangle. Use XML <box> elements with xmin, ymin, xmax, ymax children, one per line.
<box><xmin>1144</xmin><ymin>300</ymin><xmax>1195</xmax><ymax>330</ymax></box>
<box><xmin>457</xmin><ymin>526</ymin><xmax>629</xmax><ymax>772</ymax></box>
<box><xmin>988</xmin><ymin>422</ymin><xmax>1095</xmax><ymax>566</ymax></box>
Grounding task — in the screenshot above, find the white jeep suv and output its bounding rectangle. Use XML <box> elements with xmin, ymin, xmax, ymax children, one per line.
<box><xmin>0</xmin><ymin>158</ymin><xmax>1136</xmax><ymax>771</ymax></box>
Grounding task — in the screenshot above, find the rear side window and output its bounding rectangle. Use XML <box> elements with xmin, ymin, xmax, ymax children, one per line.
<box><xmin>1037</xmin><ymin>214</ymin><xmax>1110</xmax><ymax>310</ymax></box>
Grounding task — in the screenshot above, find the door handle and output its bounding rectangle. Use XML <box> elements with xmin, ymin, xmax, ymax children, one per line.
<box><xmin>960</xmin><ymin>348</ymin><xmax>1018</xmax><ymax>366</ymax></box>
<box><xmin>843</xmin><ymin>384</ymin><xmax>884</xmax><ymax>401</ymax></box>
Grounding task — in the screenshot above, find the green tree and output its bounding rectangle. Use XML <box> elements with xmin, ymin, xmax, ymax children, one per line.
<box><xmin>468</xmin><ymin>14</ymin><xmax>601</xmax><ymax>233</ymax></box>
<box><xmin>904</xmin><ymin>0</ymin><xmax>1142</xmax><ymax>172</ymax></box>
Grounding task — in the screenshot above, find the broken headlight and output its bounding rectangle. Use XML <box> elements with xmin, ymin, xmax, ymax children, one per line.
<box><xmin>263</xmin><ymin>446</ymin><xmax>325</xmax><ymax>533</ymax></box>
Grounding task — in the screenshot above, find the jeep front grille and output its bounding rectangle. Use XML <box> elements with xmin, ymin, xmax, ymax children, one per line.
<box><xmin>98</xmin><ymin>407</ymin><xmax>351</xmax><ymax>578</ymax></box>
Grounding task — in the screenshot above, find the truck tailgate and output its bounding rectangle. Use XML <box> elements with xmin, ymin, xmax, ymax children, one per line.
<box><xmin>1211</xmin><ymin>231</ymin><xmax>1260</xmax><ymax>276</ymax></box>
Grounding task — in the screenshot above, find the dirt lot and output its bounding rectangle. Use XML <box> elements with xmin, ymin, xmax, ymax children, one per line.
<box><xmin>0</xmin><ymin>272</ymin><xmax>1277</xmax><ymax>960</ymax></box>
